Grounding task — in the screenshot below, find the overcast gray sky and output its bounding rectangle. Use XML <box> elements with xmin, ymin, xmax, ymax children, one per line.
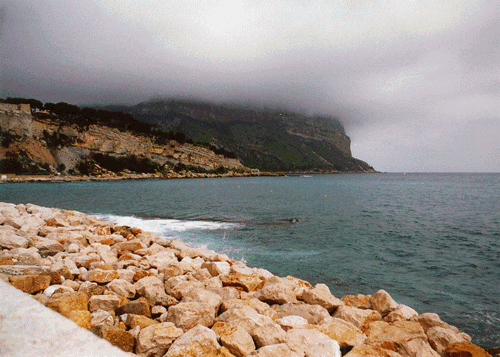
<box><xmin>1</xmin><ymin>0</ymin><xmax>499</xmax><ymax>172</ymax></box>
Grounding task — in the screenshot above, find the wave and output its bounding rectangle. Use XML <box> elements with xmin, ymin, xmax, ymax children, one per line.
<box><xmin>94</xmin><ymin>213</ymin><xmax>242</xmax><ymax>238</ymax></box>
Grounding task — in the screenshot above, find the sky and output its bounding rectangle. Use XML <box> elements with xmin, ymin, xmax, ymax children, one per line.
<box><xmin>1</xmin><ymin>0</ymin><xmax>499</xmax><ymax>172</ymax></box>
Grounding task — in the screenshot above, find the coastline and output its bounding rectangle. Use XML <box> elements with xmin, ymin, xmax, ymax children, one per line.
<box><xmin>0</xmin><ymin>202</ymin><xmax>494</xmax><ymax>357</ymax></box>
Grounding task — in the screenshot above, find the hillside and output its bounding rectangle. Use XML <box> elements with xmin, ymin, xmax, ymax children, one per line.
<box><xmin>0</xmin><ymin>102</ymin><xmax>255</xmax><ymax>179</ymax></box>
<box><xmin>107</xmin><ymin>99</ymin><xmax>375</xmax><ymax>172</ymax></box>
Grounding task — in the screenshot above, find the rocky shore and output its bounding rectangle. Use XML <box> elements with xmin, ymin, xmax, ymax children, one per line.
<box><xmin>0</xmin><ymin>202</ymin><xmax>495</xmax><ymax>357</ymax></box>
<box><xmin>0</xmin><ymin>171</ymin><xmax>281</xmax><ymax>184</ymax></box>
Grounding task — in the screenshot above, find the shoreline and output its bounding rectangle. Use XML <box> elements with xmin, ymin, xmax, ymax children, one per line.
<box><xmin>0</xmin><ymin>202</ymin><xmax>495</xmax><ymax>356</ymax></box>
<box><xmin>0</xmin><ymin>170</ymin><xmax>379</xmax><ymax>184</ymax></box>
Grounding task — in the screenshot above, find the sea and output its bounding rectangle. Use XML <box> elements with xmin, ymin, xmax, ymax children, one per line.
<box><xmin>1</xmin><ymin>173</ymin><xmax>499</xmax><ymax>348</ymax></box>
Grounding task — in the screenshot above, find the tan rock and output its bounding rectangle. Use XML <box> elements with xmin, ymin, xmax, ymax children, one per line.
<box><xmin>208</xmin><ymin>287</ymin><xmax>241</xmax><ymax>301</ymax></box>
<box><xmin>345</xmin><ymin>344</ymin><xmax>403</xmax><ymax>357</ymax></box>
<box><xmin>116</xmin><ymin>297</ymin><xmax>151</xmax><ymax>317</ymax></box>
<box><xmin>133</xmin><ymin>269</ymin><xmax>156</xmax><ymax>282</ymax></box>
<box><xmin>216</xmin><ymin>305</ymin><xmax>275</xmax><ymax>335</ymax></box>
<box><xmin>164</xmin><ymin>324</ymin><xmax>224</xmax><ymax>357</ymax></box>
<box><xmin>306</xmin><ymin>340</ymin><xmax>341</xmax><ymax>357</ymax></box>
<box><xmin>46</xmin><ymin>291</ymin><xmax>89</xmax><ymax>318</ymax></box>
<box><xmin>89</xmin><ymin>294</ymin><xmax>120</xmax><ymax>312</ymax></box>
<box><xmin>191</xmin><ymin>267</ymin><xmax>213</xmax><ymax>282</ymax></box>
<box><xmin>254</xmin><ymin>276</ymin><xmax>297</xmax><ymax>304</ymax></box>
<box><xmin>284</xmin><ymin>328</ymin><xmax>334</xmax><ymax>355</ymax></box>
<box><xmin>274</xmin><ymin>302</ymin><xmax>331</xmax><ymax>325</ymax></box>
<box><xmin>276</xmin><ymin>315</ymin><xmax>309</xmax><ymax>331</ymax></box>
<box><xmin>411</xmin><ymin>313</ymin><xmax>460</xmax><ymax>334</ymax></box>
<box><xmin>10</xmin><ymin>247</ymin><xmax>44</xmax><ymax>266</ymax></box>
<box><xmin>68</xmin><ymin>310</ymin><xmax>92</xmax><ymax>330</ymax></box>
<box><xmin>385</xmin><ymin>305</ymin><xmax>418</xmax><ymax>322</ymax></box>
<box><xmin>135</xmin><ymin>276</ymin><xmax>168</xmax><ymax>306</ymax></box>
<box><xmin>400</xmin><ymin>338</ymin><xmax>440</xmax><ymax>357</ymax></box>
<box><xmin>253</xmin><ymin>323</ymin><xmax>287</xmax><ymax>347</ymax></box>
<box><xmin>317</xmin><ymin>317</ymin><xmax>367</xmax><ymax>349</ymax></box>
<box><xmin>83</xmin><ymin>268</ymin><xmax>119</xmax><ymax>283</ymax></box>
<box><xmin>333</xmin><ymin>305</ymin><xmax>383</xmax><ymax>331</ymax></box>
<box><xmin>151</xmin><ymin>305</ymin><xmax>167</xmax><ymax>315</ymax></box>
<box><xmin>126</xmin><ymin>314</ymin><xmax>159</xmax><ymax>329</ymax></box>
<box><xmin>43</xmin><ymin>284</ymin><xmax>74</xmax><ymax>298</ymax></box>
<box><xmin>165</xmin><ymin>277</ymin><xmax>204</xmax><ymax>300</ymax></box>
<box><xmin>114</xmin><ymin>239</ymin><xmax>147</xmax><ymax>254</ymax></box>
<box><xmin>9</xmin><ymin>274</ymin><xmax>51</xmax><ymax>294</ymax></box>
<box><xmin>101</xmin><ymin>326</ymin><xmax>135</xmax><ymax>352</ymax></box>
<box><xmin>33</xmin><ymin>238</ymin><xmax>65</xmax><ymax>257</ymax></box>
<box><xmin>147</xmin><ymin>250</ymin><xmax>178</xmax><ymax>269</ymax></box>
<box><xmin>443</xmin><ymin>342</ymin><xmax>491</xmax><ymax>357</ymax></box>
<box><xmin>212</xmin><ymin>321</ymin><xmax>256</xmax><ymax>357</ymax></box>
<box><xmin>202</xmin><ymin>261</ymin><xmax>231</xmax><ymax>276</ymax></box>
<box><xmin>0</xmin><ymin>256</ymin><xmax>14</xmax><ymax>265</ymax></box>
<box><xmin>0</xmin><ymin>232</ymin><xmax>29</xmax><ymax>249</ymax></box>
<box><xmin>247</xmin><ymin>343</ymin><xmax>295</xmax><ymax>357</ymax></box>
<box><xmin>220</xmin><ymin>272</ymin><xmax>266</xmax><ymax>292</ymax></box>
<box><xmin>365</xmin><ymin>320</ymin><xmax>428</xmax><ymax>354</ymax></box>
<box><xmin>179</xmin><ymin>247</ymin><xmax>218</xmax><ymax>261</ymax></box>
<box><xmin>91</xmin><ymin>309</ymin><xmax>115</xmax><ymax>329</ymax></box>
<box><xmin>136</xmin><ymin>322</ymin><xmax>183</xmax><ymax>357</ymax></box>
<box><xmin>78</xmin><ymin>281</ymin><xmax>106</xmax><ymax>298</ymax></box>
<box><xmin>116</xmin><ymin>268</ymin><xmax>136</xmax><ymax>283</ymax></box>
<box><xmin>107</xmin><ymin>278</ymin><xmax>136</xmax><ymax>298</ymax></box>
<box><xmin>182</xmin><ymin>288</ymin><xmax>223</xmax><ymax>316</ymax></box>
<box><xmin>61</xmin><ymin>279</ymin><xmax>80</xmax><ymax>291</ymax></box>
<box><xmin>427</xmin><ymin>326</ymin><xmax>469</xmax><ymax>355</ymax></box>
<box><xmin>302</xmin><ymin>283</ymin><xmax>344</xmax><ymax>312</ymax></box>
<box><xmin>166</xmin><ymin>301</ymin><xmax>214</xmax><ymax>330</ymax></box>
<box><xmin>370</xmin><ymin>290</ymin><xmax>400</xmax><ymax>316</ymax></box>
<box><xmin>159</xmin><ymin>261</ymin><xmax>184</xmax><ymax>279</ymax></box>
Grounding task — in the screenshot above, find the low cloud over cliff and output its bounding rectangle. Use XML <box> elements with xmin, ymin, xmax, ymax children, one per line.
<box><xmin>1</xmin><ymin>1</ymin><xmax>499</xmax><ymax>172</ymax></box>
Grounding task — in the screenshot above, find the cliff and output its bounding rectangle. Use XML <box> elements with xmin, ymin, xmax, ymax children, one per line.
<box><xmin>107</xmin><ymin>99</ymin><xmax>376</xmax><ymax>173</ymax></box>
<box><xmin>0</xmin><ymin>103</ymin><xmax>253</xmax><ymax>178</ymax></box>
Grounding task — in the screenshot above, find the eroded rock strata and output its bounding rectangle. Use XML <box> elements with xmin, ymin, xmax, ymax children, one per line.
<box><xmin>0</xmin><ymin>202</ymin><xmax>492</xmax><ymax>357</ymax></box>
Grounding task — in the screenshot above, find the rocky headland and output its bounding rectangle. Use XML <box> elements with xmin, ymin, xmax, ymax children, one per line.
<box><xmin>0</xmin><ymin>202</ymin><xmax>495</xmax><ymax>357</ymax></box>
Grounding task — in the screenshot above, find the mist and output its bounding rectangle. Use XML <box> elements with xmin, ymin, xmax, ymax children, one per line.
<box><xmin>1</xmin><ymin>0</ymin><xmax>499</xmax><ymax>172</ymax></box>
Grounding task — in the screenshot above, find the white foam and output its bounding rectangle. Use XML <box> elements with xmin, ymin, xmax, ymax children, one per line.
<box><xmin>94</xmin><ymin>213</ymin><xmax>241</xmax><ymax>237</ymax></box>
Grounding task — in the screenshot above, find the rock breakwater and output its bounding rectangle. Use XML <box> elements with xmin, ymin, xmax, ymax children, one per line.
<box><xmin>0</xmin><ymin>202</ymin><xmax>494</xmax><ymax>357</ymax></box>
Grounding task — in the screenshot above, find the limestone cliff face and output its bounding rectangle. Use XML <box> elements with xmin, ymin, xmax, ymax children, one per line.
<box><xmin>0</xmin><ymin>108</ymin><xmax>250</xmax><ymax>175</ymax></box>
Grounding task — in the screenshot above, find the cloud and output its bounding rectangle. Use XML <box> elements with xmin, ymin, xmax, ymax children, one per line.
<box><xmin>1</xmin><ymin>0</ymin><xmax>499</xmax><ymax>171</ymax></box>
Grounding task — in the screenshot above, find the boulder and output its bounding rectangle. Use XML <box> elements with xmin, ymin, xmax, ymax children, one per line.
<box><xmin>317</xmin><ymin>317</ymin><xmax>367</xmax><ymax>349</ymax></box>
<box><xmin>101</xmin><ymin>326</ymin><xmax>135</xmax><ymax>352</ymax></box>
<box><xmin>370</xmin><ymin>290</ymin><xmax>399</xmax><ymax>316</ymax></box>
<box><xmin>333</xmin><ymin>305</ymin><xmax>383</xmax><ymax>331</ymax></box>
<box><xmin>159</xmin><ymin>261</ymin><xmax>184</xmax><ymax>279</ymax></box>
<box><xmin>275</xmin><ymin>302</ymin><xmax>331</xmax><ymax>325</ymax></box>
<box><xmin>90</xmin><ymin>309</ymin><xmax>115</xmax><ymax>329</ymax></box>
<box><xmin>116</xmin><ymin>297</ymin><xmax>151</xmax><ymax>318</ymax></box>
<box><xmin>284</xmin><ymin>328</ymin><xmax>334</xmax><ymax>356</ymax></box>
<box><xmin>135</xmin><ymin>276</ymin><xmax>168</xmax><ymax>306</ymax></box>
<box><xmin>83</xmin><ymin>268</ymin><xmax>119</xmax><ymax>283</ymax></box>
<box><xmin>216</xmin><ymin>305</ymin><xmax>275</xmax><ymax>335</ymax></box>
<box><xmin>166</xmin><ymin>301</ymin><xmax>215</xmax><ymax>330</ymax></box>
<box><xmin>107</xmin><ymin>278</ymin><xmax>136</xmax><ymax>298</ymax></box>
<box><xmin>164</xmin><ymin>324</ymin><xmax>227</xmax><ymax>357</ymax></box>
<box><xmin>400</xmin><ymin>338</ymin><xmax>440</xmax><ymax>357</ymax></box>
<box><xmin>247</xmin><ymin>343</ymin><xmax>295</xmax><ymax>357</ymax></box>
<box><xmin>212</xmin><ymin>321</ymin><xmax>256</xmax><ymax>357</ymax></box>
<box><xmin>125</xmin><ymin>314</ymin><xmax>159</xmax><ymax>329</ymax></box>
<box><xmin>181</xmin><ymin>288</ymin><xmax>223</xmax><ymax>316</ymax></box>
<box><xmin>444</xmin><ymin>342</ymin><xmax>491</xmax><ymax>357</ymax></box>
<box><xmin>78</xmin><ymin>281</ymin><xmax>106</xmax><ymax>298</ymax></box>
<box><xmin>302</xmin><ymin>283</ymin><xmax>344</xmax><ymax>312</ymax></box>
<box><xmin>164</xmin><ymin>276</ymin><xmax>204</xmax><ymax>299</ymax></box>
<box><xmin>88</xmin><ymin>294</ymin><xmax>120</xmax><ymax>312</ymax></box>
<box><xmin>276</xmin><ymin>315</ymin><xmax>309</xmax><ymax>331</ymax></box>
<box><xmin>253</xmin><ymin>323</ymin><xmax>287</xmax><ymax>347</ymax></box>
<box><xmin>345</xmin><ymin>344</ymin><xmax>403</xmax><ymax>357</ymax></box>
<box><xmin>365</xmin><ymin>320</ymin><xmax>429</xmax><ymax>355</ymax></box>
<box><xmin>191</xmin><ymin>267</ymin><xmax>213</xmax><ymax>282</ymax></box>
<box><xmin>43</xmin><ymin>284</ymin><xmax>74</xmax><ymax>297</ymax></box>
<box><xmin>10</xmin><ymin>247</ymin><xmax>44</xmax><ymax>266</ymax></box>
<box><xmin>33</xmin><ymin>238</ymin><xmax>65</xmax><ymax>257</ymax></box>
<box><xmin>306</xmin><ymin>340</ymin><xmax>341</xmax><ymax>357</ymax></box>
<box><xmin>254</xmin><ymin>276</ymin><xmax>297</xmax><ymax>304</ymax></box>
<box><xmin>136</xmin><ymin>322</ymin><xmax>183</xmax><ymax>357</ymax></box>
<box><xmin>9</xmin><ymin>274</ymin><xmax>51</xmax><ymax>294</ymax></box>
<box><xmin>385</xmin><ymin>305</ymin><xmax>418</xmax><ymax>322</ymax></box>
<box><xmin>202</xmin><ymin>261</ymin><xmax>231</xmax><ymax>277</ymax></box>
<box><xmin>427</xmin><ymin>326</ymin><xmax>470</xmax><ymax>355</ymax></box>
<box><xmin>147</xmin><ymin>251</ymin><xmax>178</xmax><ymax>269</ymax></box>
<box><xmin>68</xmin><ymin>310</ymin><xmax>92</xmax><ymax>330</ymax></box>
<box><xmin>46</xmin><ymin>291</ymin><xmax>89</xmax><ymax>318</ymax></box>
<box><xmin>220</xmin><ymin>272</ymin><xmax>266</xmax><ymax>292</ymax></box>
<box><xmin>411</xmin><ymin>313</ymin><xmax>460</xmax><ymax>334</ymax></box>
<box><xmin>114</xmin><ymin>239</ymin><xmax>147</xmax><ymax>254</ymax></box>
<box><xmin>208</xmin><ymin>287</ymin><xmax>241</xmax><ymax>301</ymax></box>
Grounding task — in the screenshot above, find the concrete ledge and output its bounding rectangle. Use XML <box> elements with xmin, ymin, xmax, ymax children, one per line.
<box><xmin>0</xmin><ymin>280</ymin><xmax>132</xmax><ymax>357</ymax></box>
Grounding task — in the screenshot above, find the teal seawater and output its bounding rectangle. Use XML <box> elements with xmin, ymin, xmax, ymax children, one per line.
<box><xmin>1</xmin><ymin>173</ymin><xmax>499</xmax><ymax>347</ymax></box>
